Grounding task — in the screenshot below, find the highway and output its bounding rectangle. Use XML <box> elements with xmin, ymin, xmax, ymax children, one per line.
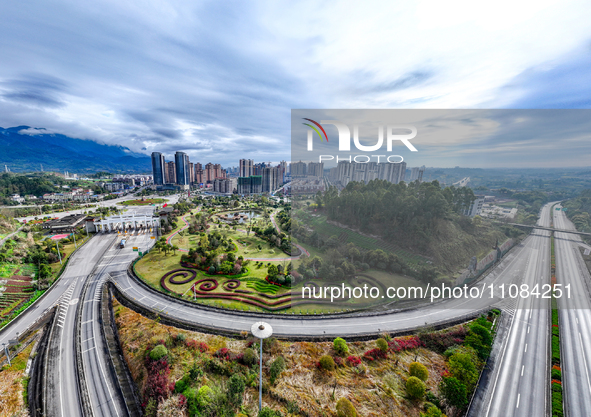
<box><xmin>477</xmin><ymin>203</ymin><xmax>552</xmax><ymax>417</ymax></box>
<box><xmin>79</xmin><ymin>225</ymin><xmax>156</xmax><ymax>417</ymax></box>
<box><xmin>553</xmin><ymin>206</ymin><xmax>591</xmax><ymax>416</ymax></box>
<box><xmin>44</xmin><ymin>233</ymin><xmax>115</xmax><ymax>417</ymax></box>
<box><xmin>110</xmin><ymin>204</ymin><xmax>554</xmax><ymax>339</ymax></box>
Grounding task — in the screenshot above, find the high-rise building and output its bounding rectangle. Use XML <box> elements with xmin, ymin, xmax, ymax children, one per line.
<box><xmin>175</xmin><ymin>151</ymin><xmax>190</xmax><ymax>186</ymax></box>
<box><xmin>165</xmin><ymin>161</ymin><xmax>176</xmax><ymax>184</ymax></box>
<box><xmin>290</xmin><ymin>161</ymin><xmax>307</xmax><ymax>177</ymax></box>
<box><xmin>239</xmin><ymin>159</ymin><xmax>253</xmax><ymax>177</ymax></box>
<box><xmin>213</xmin><ymin>178</ymin><xmax>237</xmax><ymax>194</ymax></box>
<box><xmin>237</xmin><ymin>175</ymin><xmax>262</xmax><ymax>194</ymax></box>
<box><xmin>307</xmin><ymin>162</ymin><xmax>324</xmax><ymax>177</ymax></box>
<box><xmin>189</xmin><ymin>162</ymin><xmax>194</xmax><ymax>184</ymax></box>
<box><xmin>335</xmin><ymin>161</ymin><xmax>406</xmax><ymax>186</ymax></box>
<box><xmin>204</xmin><ymin>163</ymin><xmax>215</xmax><ymax>183</ymax></box>
<box><xmin>262</xmin><ymin>166</ymin><xmax>281</xmax><ymax>192</ymax></box>
<box><xmin>194</xmin><ymin>162</ymin><xmax>203</xmax><ymax>185</ymax></box>
<box><xmin>409</xmin><ymin>165</ymin><xmax>425</xmax><ymax>182</ymax></box>
<box><xmin>151</xmin><ymin>152</ymin><xmax>165</xmax><ymax>185</ymax></box>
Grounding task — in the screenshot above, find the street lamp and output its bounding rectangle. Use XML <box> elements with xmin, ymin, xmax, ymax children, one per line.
<box><xmin>251</xmin><ymin>321</ymin><xmax>273</xmax><ymax>412</ymax></box>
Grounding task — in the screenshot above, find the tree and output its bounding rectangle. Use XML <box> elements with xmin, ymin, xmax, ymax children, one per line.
<box><xmin>409</xmin><ymin>362</ymin><xmax>429</xmax><ymax>381</ymax></box>
<box><xmin>406</xmin><ymin>376</ymin><xmax>426</xmax><ymax>399</ymax></box>
<box><xmin>267</xmin><ymin>264</ymin><xmax>279</xmax><ymax>280</ymax></box>
<box><xmin>439</xmin><ymin>376</ymin><xmax>467</xmax><ymax>408</ymax></box>
<box><xmin>171</xmin><ymin>245</ymin><xmax>178</xmax><ymax>255</ymax></box>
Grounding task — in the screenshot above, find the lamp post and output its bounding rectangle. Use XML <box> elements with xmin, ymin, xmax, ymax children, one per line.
<box><xmin>251</xmin><ymin>321</ymin><xmax>273</xmax><ymax>412</ymax></box>
<box><xmin>55</xmin><ymin>240</ymin><xmax>62</xmax><ymax>265</ymax></box>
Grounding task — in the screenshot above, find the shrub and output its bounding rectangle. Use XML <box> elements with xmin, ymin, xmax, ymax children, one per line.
<box><xmin>186</xmin><ymin>340</ymin><xmax>208</xmax><ymax>352</ymax></box>
<box><xmin>336</xmin><ymin>397</ymin><xmax>357</xmax><ymax>417</ymax></box>
<box><xmin>243</xmin><ymin>348</ymin><xmax>257</xmax><ymax>366</ymax></box>
<box><xmin>420</xmin><ymin>405</ymin><xmax>445</xmax><ymax>417</ymax></box>
<box><xmin>149</xmin><ymin>344</ymin><xmax>168</xmax><ymax>361</ymax></box>
<box><xmin>258</xmin><ymin>407</ymin><xmax>283</xmax><ymax>417</ymax></box>
<box><xmin>409</xmin><ymin>362</ymin><xmax>429</xmax><ymax>381</ymax></box>
<box><xmin>270</xmin><ymin>357</ymin><xmax>286</xmax><ymax>385</ymax></box>
<box><xmin>196</xmin><ymin>385</ymin><xmax>213</xmax><ymax>409</ymax></box>
<box><xmin>319</xmin><ymin>355</ymin><xmax>336</xmax><ymax>371</ymax></box>
<box><xmin>425</xmin><ymin>392</ymin><xmax>442</xmax><ymax>409</ymax></box>
<box><xmin>364</xmin><ymin>348</ymin><xmax>387</xmax><ymax>360</ymax></box>
<box><xmin>552</xmin><ymin>368</ymin><xmax>562</xmax><ymax>381</ymax></box>
<box><xmin>376</xmin><ymin>338</ymin><xmax>388</xmax><ymax>352</ymax></box>
<box><xmin>175</xmin><ymin>374</ymin><xmax>192</xmax><ymax>393</ymax></box>
<box><xmin>448</xmin><ymin>352</ymin><xmax>478</xmax><ymax>389</ymax></box>
<box><xmin>406</xmin><ymin>376</ymin><xmax>426</xmax><ymax>399</ymax></box>
<box><xmin>174</xmin><ymin>333</ymin><xmax>187</xmax><ymax>345</ymax></box>
<box><xmin>347</xmin><ymin>356</ymin><xmax>362</xmax><ymax>367</ymax></box>
<box><xmin>333</xmin><ymin>337</ymin><xmax>349</xmax><ymax>355</ymax></box>
<box><xmin>263</xmin><ymin>337</ymin><xmax>277</xmax><ymax>353</ymax></box>
<box><xmin>208</xmin><ymin>266</ymin><xmax>216</xmax><ymax>274</ymax></box>
<box><xmin>227</xmin><ymin>374</ymin><xmax>246</xmax><ymax>407</ymax></box>
<box><xmin>439</xmin><ymin>376</ymin><xmax>467</xmax><ymax>408</ymax></box>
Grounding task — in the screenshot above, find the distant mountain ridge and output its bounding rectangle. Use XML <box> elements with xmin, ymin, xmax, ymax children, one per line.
<box><xmin>0</xmin><ymin>126</ymin><xmax>151</xmax><ymax>173</ymax></box>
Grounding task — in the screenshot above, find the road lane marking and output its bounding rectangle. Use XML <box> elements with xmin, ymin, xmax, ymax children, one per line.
<box><xmin>525</xmin><ymin>344</ymin><xmax>527</xmax><ymax>352</ymax></box>
<box><xmin>516</xmin><ymin>393</ymin><xmax>520</xmax><ymax>408</ymax></box>
<box><xmin>578</xmin><ymin>333</ymin><xmax>591</xmax><ymax>395</ymax></box>
<box><xmin>521</xmin><ymin>365</ymin><xmax>524</xmax><ymax>376</ymax></box>
<box><xmin>528</xmin><ymin>326</ymin><xmax>530</xmax><ymax>333</ymax></box>
<box><xmin>82</xmin><ymin>346</ymin><xmax>96</xmax><ymax>353</ymax></box>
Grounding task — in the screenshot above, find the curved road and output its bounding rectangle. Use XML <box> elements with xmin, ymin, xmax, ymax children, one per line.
<box><xmin>111</xmin><ymin>208</ymin><xmax>551</xmax><ymax>337</ymax></box>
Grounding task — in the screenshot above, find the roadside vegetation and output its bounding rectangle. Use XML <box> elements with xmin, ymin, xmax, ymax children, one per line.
<box><xmin>114</xmin><ymin>298</ymin><xmax>498</xmax><ymax>417</ymax></box>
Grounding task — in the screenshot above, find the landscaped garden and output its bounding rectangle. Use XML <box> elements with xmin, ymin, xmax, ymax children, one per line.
<box><xmin>120</xmin><ymin>198</ymin><xmax>167</xmax><ymax>206</ymax></box>
<box><xmin>114</xmin><ymin>298</ymin><xmax>499</xmax><ymax>417</ymax></box>
<box><xmin>135</xmin><ymin>205</ymin><xmax>428</xmax><ymax>313</ymax></box>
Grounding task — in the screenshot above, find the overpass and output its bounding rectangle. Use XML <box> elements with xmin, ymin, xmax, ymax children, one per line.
<box><xmin>506</xmin><ymin>222</ymin><xmax>591</xmax><ymax>237</ymax></box>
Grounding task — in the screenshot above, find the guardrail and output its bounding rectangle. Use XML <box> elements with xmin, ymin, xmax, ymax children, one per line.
<box><xmin>100</xmin><ymin>282</ymin><xmax>142</xmax><ymax>416</ymax></box>
<box><xmin>75</xmin><ymin>234</ymin><xmax>117</xmax><ymax>417</ymax></box>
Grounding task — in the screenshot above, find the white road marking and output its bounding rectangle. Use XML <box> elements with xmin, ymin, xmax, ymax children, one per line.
<box><xmin>516</xmin><ymin>393</ymin><xmax>520</xmax><ymax>408</ymax></box>
<box><xmin>525</xmin><ymin>344</ymin><xmax>527</xmax><ymax>352</ymax></box>
<box><xmin>521</xmin><ymin>365</ymin><xmax>524</xmax><ymax>376</ymax></box>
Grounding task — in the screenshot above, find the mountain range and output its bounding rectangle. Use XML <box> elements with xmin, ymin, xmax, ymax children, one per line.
<box><xmin>0</xmin><ymin>126</ymin><xmax>151</xmax><ymax>173</ymax></box>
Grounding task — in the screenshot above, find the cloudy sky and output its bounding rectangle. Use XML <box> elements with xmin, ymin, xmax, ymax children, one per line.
<box><xmin>1</xmin><ymin>0</ymin><xmax>591</xmax><ymax>168</ymax></box>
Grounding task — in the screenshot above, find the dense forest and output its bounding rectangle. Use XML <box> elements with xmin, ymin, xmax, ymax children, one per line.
<box><xmin>317</xmin><ymin>180</ymin><xmax>476</xmax><ymax>246</ymax></box>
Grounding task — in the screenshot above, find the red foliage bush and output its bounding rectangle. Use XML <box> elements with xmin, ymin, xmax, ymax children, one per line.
<box><xmin>347</xmin><ymin>355</ymin><xmax>362</xmax><ymax>367</ymax></box>
<box><xmin>214</xmin><ymin>348</ymin><xmax>231</xmax><ymax>361</ymax></box>
<box><xmin>143</xmin><ymin>357</ymin><xmax>171</xmax><ymax>404</ymax></box>
<box><xmin>388</xmin><ymin>336</ymin><xmax>423</xmax><ymax>352</ymax></box>
<box><xmin>333</xmin><ymin>356</ymin><xmax>343</xmax><ymax>366</ymax></box>
<box><xmin>186</xmin><ymin>340</ymin><xmax>208</xmax><ymax>352</ymax></box>
<box><xmin>364</xmin><ymin>348</ymin><xmax>387</xmax><ymax>360</ymax></box>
